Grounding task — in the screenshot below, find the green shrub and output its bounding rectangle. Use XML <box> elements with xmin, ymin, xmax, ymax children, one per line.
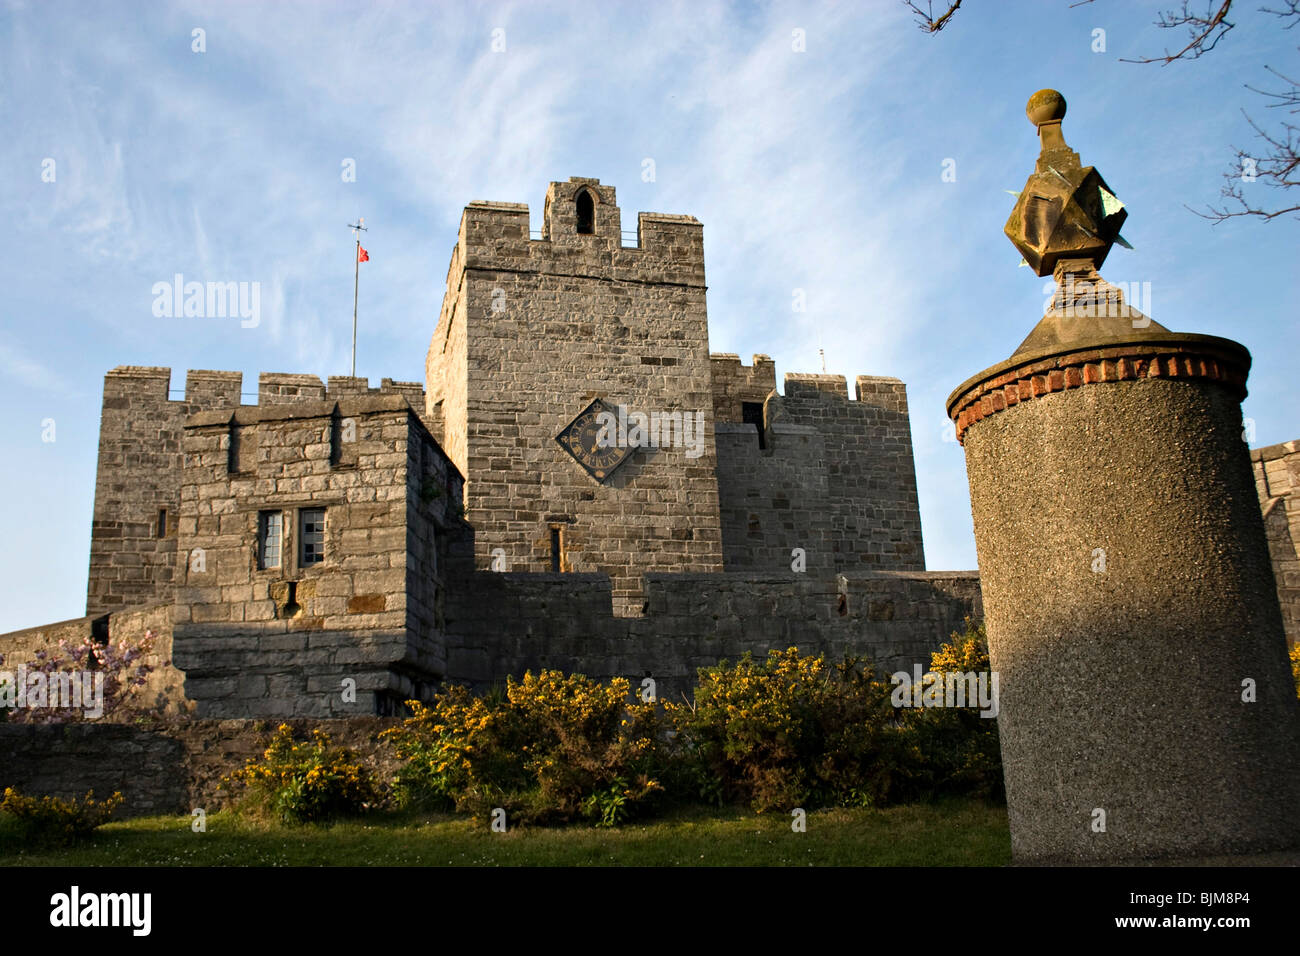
<box><xmin>382</xmin><ymin>672</ymin><xmax>670</xmax><ymax>826</ymax></box>
<box><xmin>891</xmin><ymin>619</ymin><xmax>1004</xmax><ymax>802</ymax></box>
<box><xmin>225</xmin><ymin>724</ymin><xmax>379</xmax><ymax>824</ymax></box>
<box><xmin>0</xmin><ymin>787</ymin><xmax>123</xmax><ymax>846</ymax></box>
<box><xmin>382</xmin><ymin>628</ymin><xmax>1004</xmax><ymax>825</ymax></box>
<box><xmin>668</xmin><ymin>648</ymin><xmax>902</xmax><ymax>813</ymax></box>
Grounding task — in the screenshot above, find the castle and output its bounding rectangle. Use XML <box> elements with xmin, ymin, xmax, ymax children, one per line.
<box><xmin>3</xmin><ymin>176</ymin><xmax>1296</xmax><ymax>718</ymax></box>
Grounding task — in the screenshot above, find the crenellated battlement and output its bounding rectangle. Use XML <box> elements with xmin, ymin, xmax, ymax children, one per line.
<box><xmin>452</xmin><ymin>177</ymin><xmax>706</xmax><ymax>286</ymax></box>
<box><xmin>88</xmin><ymin>368</ymin><xmax>429</xmax><ymax>618</ymax></box>
<box><xmin>102</xmin><ymin>367</ymin><xmax>424</xmax><ymax>412</ymax></box>
<box><xmin>714</xmin><ymin>365</ymin><xmax>923</xmax><ymax>577</ymax></box>
<box><xmin>783</xmin><ymin>372</ymin><xmax>849</xmax><ymax>401</ymax></box>
<box><xmin>710</xmin><ymin>353</ymin><xmax>777</xmax><ymax>424</ymax></box>
<box><xmin>773</xmin><ymin>372</ymin><xmax>910</xmax><ymax>415</ymax></box>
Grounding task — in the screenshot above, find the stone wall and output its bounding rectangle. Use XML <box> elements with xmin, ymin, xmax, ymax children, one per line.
<box><xmin>0</xmin><ymin>603</ymin><xmax>188</xmax><ymax>720</ymax></box>
<box><xmin>716</xmin><ymin>370</ymin><xmax>925</xmax><ymax>574</ymax></box>
<box><xmin>0</xmin><ymin>718</ymin><xmax>401</xmax><ymax>818</ymax></box>
<box><xmin>1253</xmin><ymin>439</ymin><xmax>1300</xmax><ymax>646</ymax></box>
<box><xmin>172</xmin><ymin>396</ymin><xmax>464</xmax><ymax>718</ymax></box>
<box><xmin>87</xmin><ymin>367</ymin><xmax>242</xmax><ymax>615</ymax></box>
<box><xmin>87</xmin><ymin>368</ymin><xmax>433</xmax><ymax>617</ymax></box>
<box><xmin>444</xmin><ymin>569</ymin><xmax>982</xmax><ymax>700</ymax></box>
<box><xmin>424</xmin><ymin>178</ymin><xmax>726</xmax><ymax>616</ymax></box>
<box><xmin>711</xmin><ymin>352</ymin><xmax>777</xmax><ymax>423</ymax></box>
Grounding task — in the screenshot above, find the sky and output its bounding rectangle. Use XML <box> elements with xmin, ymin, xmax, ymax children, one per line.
<box><xmin>1</xmin><ymin>0</ymin><xmax>1296</xmax><ymax>633</ymax></box>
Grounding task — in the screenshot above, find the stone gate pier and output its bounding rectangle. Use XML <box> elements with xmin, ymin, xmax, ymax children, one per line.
<box><xmin>948</xmin><ymin>89</ymin><xmax>1300</xmax><ymax>863</ymax></box>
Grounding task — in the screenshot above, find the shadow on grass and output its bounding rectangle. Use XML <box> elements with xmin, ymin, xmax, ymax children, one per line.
<box><xmin>0</xmin><ymin>797</ymin><xmax>1011</xmax><ymax>867</ymax></box>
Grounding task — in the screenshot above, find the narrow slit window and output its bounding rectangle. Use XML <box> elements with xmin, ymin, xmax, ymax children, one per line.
<box><xmin>576</xmin><ymin>189</ymin><xmax>594</xmax><ymax>235</ymax></box>
<box><xmin>300</xmin><ymin>508</ymin><xmax>326</xmax><ymax>566</ymax></box>
<box><xmin>157</xmin><ymin>508</ymin><xmax>168</xmax><ymax>538</ymax></box>
<box><xmin>550</xmin><ymin>526</ymin><xmax>563</xmax><ymax>572</ymax></box>
<box><xmin>228</xmin><ymin>425</ymin><xmax>241</xmax><ymax>473</ymax></box>
<box><xmin>258</xmin><ymin>511</ymin><xmax>282</xmax><ymax>569</ymax></box>
<box><xmin>742</xmin><ymin>401</ymin><xmax>766</xmax><ymax>450</ymax></box>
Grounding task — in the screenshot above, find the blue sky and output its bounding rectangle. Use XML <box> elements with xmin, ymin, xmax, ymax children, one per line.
<box><xmin>1</xmin><ymin>0</ymin><xmax>1296</xmax><ymax>632</ymax></box>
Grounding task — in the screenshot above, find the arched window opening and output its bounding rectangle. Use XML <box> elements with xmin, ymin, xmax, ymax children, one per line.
<box><xmin>576</xmin><ymin>189</ymin><xmax>595</xmax><ymax>234</ymax></box>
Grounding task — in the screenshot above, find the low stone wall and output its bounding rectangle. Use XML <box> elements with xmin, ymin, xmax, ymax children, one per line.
<box><xmin>0</xmin><ymin>604</ymin><xmax>188</xmax><ymax>720</ymax></box>
<box><xmin>0</xmin><ymin>571</ymin><xmax>981</xmax><ymax>818</ymax></box>
<box><xmin>445</xmin><ymin>570</ymin><xmax>983</xmax><ymax>700</ymax></box>
<box><xmin>0</xmin><ymin>717</ymin><xmax>400</xmax><ymax>818</ymax></box>
<box><xmin>3</xmin><ymin>575</ymin><xmax>982</xmax><ymax>717</ymax></box>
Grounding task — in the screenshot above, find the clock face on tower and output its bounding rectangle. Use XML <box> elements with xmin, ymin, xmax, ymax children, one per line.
<box><xmin>556</xmin><ymin>398</ymin><xmax>633</xmax><ymax>482</ymax></box>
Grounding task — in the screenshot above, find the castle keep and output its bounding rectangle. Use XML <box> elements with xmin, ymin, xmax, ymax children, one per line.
<box><xmin>50</xmin><ymin>176</ymin><xmax>951</xmax><ymax>717</ymax></box>
<box><xmin>5</xmin><ymin>176</ymin><xmax>1295</xmax><ymax>720</ymax></box>
<box><xmin>422</xmin><ymin>178</ymin><xmax>923</xmax><ymax>613</ymax></box>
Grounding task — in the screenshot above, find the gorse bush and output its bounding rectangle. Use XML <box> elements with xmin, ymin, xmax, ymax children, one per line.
<box><xmin>667</xmin><ymin>648</ymin><xmax>900</xmax><ymax>812</ymax></box>
<box><xmin>382</xmin><ymin>623</ymin><xmax>1003</xmax><ymax>826</ymax></box>
<box><xmin>664</xmin><ymin>620</ymin><xmax>1002</xmax><ymax>813</ymax></box>
<box><xmin>0</xmin><ymin>787</ymin><xmax>123</xmax><ymax>846</ymax></box>
<box><xmin>225</xmin><ymin>724</ymin><xmax>379</xmax><ymax>824</ymax></box>
<box><xmin>382</xmin><ymin>672</ymin><xmax>669</xmax><ymax>826</ymax></box>
<box><xmin>380</xmin><ymin>685</ymin><xmax>514</xmax><ymax>813</ymax></box>
<box><xmin>1290</xmin><ymin>641</ymin><xmax>1300</xmax><ymax>700</ymax></box>
<box><xmin>890</xmin><ymin>618</ymin><xmax>1004</xmax><ymax>803</ymax></box>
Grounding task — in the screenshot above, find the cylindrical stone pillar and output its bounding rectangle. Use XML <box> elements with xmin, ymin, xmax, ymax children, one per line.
<box><xmin>949</xmin><ymin>330</ymin><xmax>1300</xmax><ymax>863</ymax></box>
<box><xmin>952</xmin><ymin>88</ymin><xmax>1300</xmax><ymax>863</ymax></box>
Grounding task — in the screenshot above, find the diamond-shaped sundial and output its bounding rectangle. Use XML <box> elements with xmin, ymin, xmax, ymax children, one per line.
<box><xmin>556</xmin><ymin>398</ymin><xmax>634</xmax><ymax>482</ymax></box>
<box><xmin>1005</xmin><ymin>89</ymin><xmax>1128</xmax><ymax>277</ymax></box>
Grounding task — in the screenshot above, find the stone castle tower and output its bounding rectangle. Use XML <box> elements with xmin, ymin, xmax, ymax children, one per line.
<box><xmin>424</xmin><ymin>177</ymin><xmax>924</xmax><ymax>614</ymax></box>
<box><xmin>424</xmin><ymin>178</ymin><xmax>724</xmax><ymax>614</ymax></box>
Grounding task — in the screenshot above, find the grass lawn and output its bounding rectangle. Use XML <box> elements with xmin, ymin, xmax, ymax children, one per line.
<box><xmin>0</xmin><ymin>798</ymin><xmax>1010</xmax><ymax>866</ymax></box>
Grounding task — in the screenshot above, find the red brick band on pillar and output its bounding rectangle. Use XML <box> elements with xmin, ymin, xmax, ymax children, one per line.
<box><xmin>946</xmin><ymin>337</ymin><xmax>1250</xmax><ymax>444</ymax></box>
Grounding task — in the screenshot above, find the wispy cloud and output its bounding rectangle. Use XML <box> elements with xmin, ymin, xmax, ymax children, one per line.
<box><xmin>0</xmin><ymin>0</ymin><xmax>1295</xmax><ymax>629</ymax></box>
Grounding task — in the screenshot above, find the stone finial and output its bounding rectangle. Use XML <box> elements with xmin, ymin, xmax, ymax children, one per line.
<box><xmin>1005</xmin><ymin>89</ymin><xmax>1128</xmax><ymax>277</ymax></box>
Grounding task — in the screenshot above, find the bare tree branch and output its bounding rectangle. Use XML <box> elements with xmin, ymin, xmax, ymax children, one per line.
<box><xmin>903</xmin><ymin>0</ymin><xmax>963</xmax><ymax>34</ymax></box>
<box><xmin>1260</xmin><ymin>1</ymin><xmax>1300</xmax><ymax>26</ymax></box>
<box><xmin>1118</xmin><ymin>1</ymin><xmax>1235</xmax><ymax>64</ymax></box>
<box><xmin>1193</xmin><ymin>110</ymin><xmax>1300</xmax><ymax>221</ymax></box>
<box><xmin>906</xmin><ymin>0</ymin><xmax>1300</xmax><ymax>222</ymax></box>
<box><xmin>1244</xmin><ymin>64</ymin><xmax>1300</xmax><ymax>112</ymax></box>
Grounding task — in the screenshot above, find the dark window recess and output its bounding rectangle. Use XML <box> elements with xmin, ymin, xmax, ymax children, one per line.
<box><xmin>157</xmin><ymin>508</ymin><xmax>167</xmax><ymax>538</ymax></box>
<box><xmin>550</xmin><ymin>526</ymin><xmax>563</xmax><ymax>572</ymax></box>
<box><xmin>330</xmin><ymin>413</ymin><xmax>342</xmax><ymax>466</ymax></box>
<box><xmin>742</xmin><ymin>402</ymin><xmax>766</xmax><ymax>449</ymax></box>
<box><xmin>227</xmin><ymin>425</ymin><xmax>242</xmax><ymax>473</ymax></box>
<box><xmin>281</xmin><ymin>580</ymin><xmax>301</xmax><ymax>617</ymax></box>
<box><xmin>576</xmin><ymin>189</ymin><xmax>595</xmax><ymax>234</ymax></box>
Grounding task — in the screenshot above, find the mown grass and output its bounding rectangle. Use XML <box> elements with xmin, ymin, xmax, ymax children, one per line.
<box><xmin>0</xmin><ymin>798</ymin><xmax>1010</xmax><ymax>866</ymax></box>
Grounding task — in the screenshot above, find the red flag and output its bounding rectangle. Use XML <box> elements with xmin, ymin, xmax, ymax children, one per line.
<box><xmin>358</xmin><ymin>246</ymin><xmax>369</xmax><ymax>263</ymax></box>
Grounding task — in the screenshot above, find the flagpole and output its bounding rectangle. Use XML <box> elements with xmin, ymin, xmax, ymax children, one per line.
<box><xmin>347</xmin><ymin>218</ymin><xmax>367</xmax><ymax>378</ymax></box>
<box><xmin>351</xmin><ymin>237</ymin><xmax>359</xmax><ymax>377</ymax></box>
